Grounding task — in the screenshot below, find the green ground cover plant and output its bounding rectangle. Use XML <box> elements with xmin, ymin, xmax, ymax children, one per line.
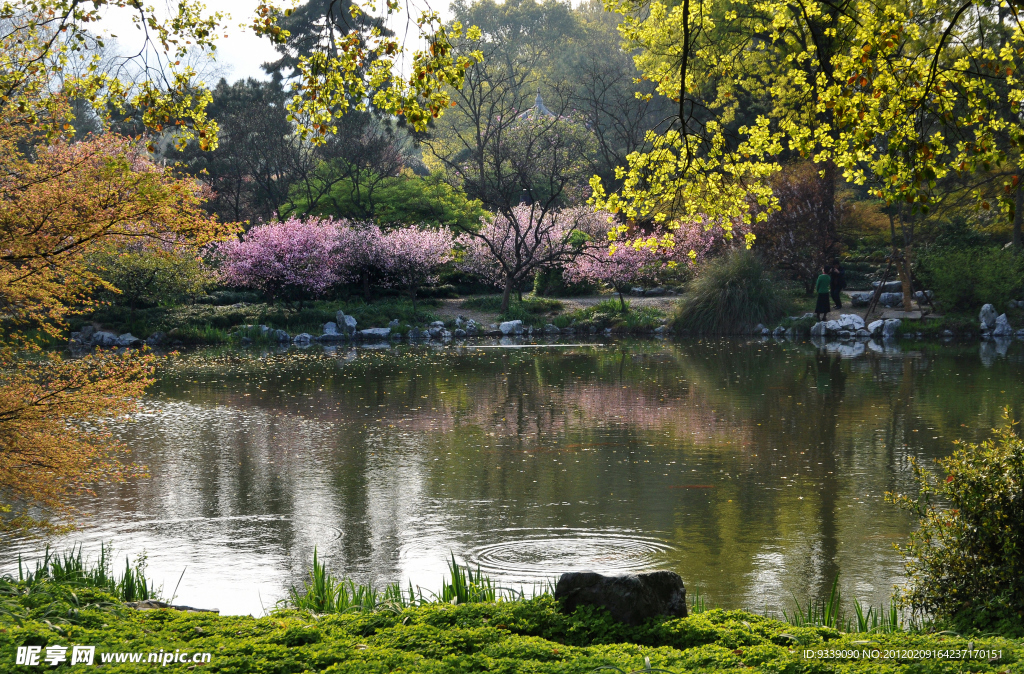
<box><xmin>552</xmin><ymin>300</ymin><xmax>665</xmax><ymax>334</ymax></box>
<box><xmin>461</xmin><ymin>296</ymin><xmax>565</xmax><ymax>325</ymax></box>
<box><xmin>82</xmin><ymin>298</ymin><xmax>442</xmax><ymax>344</ymax></box>
<box><xmin>2</xmin><ymin>577</ymin><xmax>1021</xmax><ymax>673</ymax></box>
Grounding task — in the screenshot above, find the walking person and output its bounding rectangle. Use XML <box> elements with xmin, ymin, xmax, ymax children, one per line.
<box><xmin>815</xmin><ymin>266</ymin><xmax>832</xmax><ymax>322</ymax></box>
<box><xmin>829</xmin><ymin>262</ymin><xmax>846</xmax><ymax>309</ymax></box>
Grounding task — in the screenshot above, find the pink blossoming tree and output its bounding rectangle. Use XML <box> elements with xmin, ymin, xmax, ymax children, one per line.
<box><xmin>219</xmin><ymin>217</ymin><xmax>345</xmax><ymax>305</ymax></box>
<box><xmin>565</xmin><ymin>215</ymin><xmax>746</xmax><ymax>309</ymax></box>
<box><xmin>219</xmin><ymin>217</ymin><xmax>455</xmax><ymax>309</ymax></box>
<box><xmin>458</xmin><ymin>206</ymin><xmax>610</xmax><ymax>311</ymax></box>
<box><xmin>565</xmin><ymin>240</ymin><xmax>669</xmax><ymax>310</ymax></box>
<box><xmin>373</xmin><ymin>226</ymin><xmax>455</xmax><ymax>309</ymax></box>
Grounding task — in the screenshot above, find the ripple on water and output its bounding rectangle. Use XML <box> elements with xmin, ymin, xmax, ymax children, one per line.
<box><xmin>462</xmin><ymin>529</ymin><xmax>674</xmax><ymax>581</ymax></box>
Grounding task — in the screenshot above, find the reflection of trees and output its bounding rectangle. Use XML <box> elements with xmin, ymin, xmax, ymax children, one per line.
<box><xmin>119</xmin><ymin>341</ymin><xmax>1024</xmax><ymax>610</ymax></box>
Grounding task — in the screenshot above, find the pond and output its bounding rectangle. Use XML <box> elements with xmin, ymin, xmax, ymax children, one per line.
<box><xmin>3</xmin><ymin>337</ymin><xmax>1023</xmax><ymax>617</ymax></box>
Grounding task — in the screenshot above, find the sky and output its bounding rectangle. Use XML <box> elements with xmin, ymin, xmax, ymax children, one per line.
<box><xmin>97</xmin><ymin>1</ymin><xmax>280</xmax><ymax>82</ymax></box>
<box><xmin>96</xmin><ymin>0</ymin><xmax>446</xmax><ymax>84</ymax></box>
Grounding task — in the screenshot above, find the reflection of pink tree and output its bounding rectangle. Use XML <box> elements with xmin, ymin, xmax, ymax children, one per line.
<box><xmin>219</xmin><ymin>217</ymin><xmax>344</xmax><ymax>305</ymax></box>
<box><xmin>373</xmin><ymin>227</ymin><xmax>455</xmax><ymax>310</ymax></box>
<box><xmin>458</xmin><ymin>206</ymin><xmax>609</xmax><ymax>311</ymax></box>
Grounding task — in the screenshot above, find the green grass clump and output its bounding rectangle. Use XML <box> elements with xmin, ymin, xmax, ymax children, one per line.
<box><xmin>673</xmin><ymin>250</ymin><xmax>791</xmax><ymax>335</ymax></box>
<box><xmin>8</xmin><ymin>545</ymin><xmax>159</xmax><ymax>606</ymax></box>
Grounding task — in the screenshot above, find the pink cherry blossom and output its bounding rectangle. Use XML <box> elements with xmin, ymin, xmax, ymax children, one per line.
<box><xmin>218</xmin><ymin>217</ymin><xmax>349</xmax><ymax>302</ymax></box>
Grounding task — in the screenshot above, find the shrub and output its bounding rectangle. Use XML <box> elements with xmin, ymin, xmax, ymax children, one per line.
<box><xmin>916</xmin><ymin>246</ymin><xmax>1023</xmax><ymax>314</ymax></box>
<box><xmin>672</xmin><ymin>250</ymin><xmax>790</xmax><ymax>334</ymax></box>
<box><xmin>90</xmin><ymin>245</ymin><xmax>215</xmax><ymax>313</ymax></box>
<box><xmin>887</xmin><ymin>412</ymin><xmax>1024</xmax><ymax>634</ymax></box>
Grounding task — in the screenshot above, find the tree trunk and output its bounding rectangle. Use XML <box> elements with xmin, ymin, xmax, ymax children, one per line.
<box><xmin>901</xmin><ymin>217</ymin><xmax>914</xmax><ymax>310</ymax></box>
<box><xmin>1015</xmin><ymin>166</ymin><xmax>1023</xmax><ymax>250</ymax></box>
<box><xmin>362</xmin><ymin>272</ymin><xmax>370</xmax><ymax>302</ymax></box>
<box><xmin>501</xmin><ymin>276</ymin><xmax>514</xmax><ymax>314</ymax></box>
<box><xmin>815</xmin><ymin>160</ymin><xmax>840</xmax><ymax>266</ymax></box>
<box><xmin>618</xmin><ymin>290</ymin><xmax>626</xmax><ymax>311</ymax></box>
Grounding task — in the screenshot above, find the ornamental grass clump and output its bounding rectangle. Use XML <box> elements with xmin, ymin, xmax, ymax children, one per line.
<box><xmin>887</xmin><ymin>411</ymin><xmax>1024</xmax><ymax>635</ymax></box>
<box><xmin>672</xmin><ymin>250</ymin><xmax>790</xmax><ymax>335</ymax></box>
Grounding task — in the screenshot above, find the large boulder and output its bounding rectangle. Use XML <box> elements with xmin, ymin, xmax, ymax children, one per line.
<box><xmin>465</xmin><ymin>320</ymin><xmax>478</xmax><ymax>336</ymax></box>
<box><xmin>878</xmin><ymin>292</ymin><xmax>903</xmax><ymax>308</ymax></box>
<box><xmin>823</xmin><ymin>319</ymin><xmax>842</xmax><ymax>334</ymax></box>
<box><xmin>836</xmin><ymin>314</ymin><xmax>865</xmax><ymax>331</ymax></box>
<box><xmin>116</xmin><ymin>333</ymin><xmax>142</xmax><ymax>347</ymax></box>
<box><xmin>544</xmin><ymin>323</ymin><xmax>560</xmax><ymax>334</ymax></box>
<box><xmin>145</xmin><ymin>331</ymin><xmax>166</xmax><ymax>347</ymax></box>
<box><xmin>499</xmin><ymin>320</ymin><xmax>524</xmax><ymax>335</ymax></box>
<box><xmin>273</xmin><ymin>329</ymin><xmax>290</xmax><ymax>343</ymax></box>
<box><xmin>359</xmin><ymin>327</ymin><xmax>391</xmax><ymax>340</ymax></box>
<box><xmin>867</xmin><ymin>320</ymin><xmax>884</xmax><ymax>338</ymax></box>
<box><xmin>645</xmin><ymin>287</ymin><xmax>666</xmax><ymax>297</ymax></box>
<box><xmin>850</xmin><ymin>292</ymin><xmax>874</xmax><ymax>307</ymax></box>
<box><xmin>810</xmin><ymin>321</ymin><xmax>826</xmax><ymax>337</ymax></box>
<box><xmin>554</xmin><ymin>571</ymin><xmax>687</xmax><ymax>625</ymax></box>
<box><xmin>979</xmin><ymin>304</ymin><xmax>998</xmax><ymax>330</ymax></box>
<box><xmin>319</xmin><ymin>322</ymin><xmax>346</xmax><ymax>342</ymax></box>
<box><xmin>882</xmin><ymin>318</ymin><xmax>901</xmax><ymax>340</ymax></box>
<box><xmin>914</xmin><ymin>290</ymin><xmax>934</xmax><ymax>304</ymax></box>
<box><xmin>993</xmin><ymin>313</ymin><xmax>1013</xmax><ymax>337</ymax></box>
<box><xmin>292</xmin><ymin>333</ymin><xmax>313</xmax><ymax>345</ymax></box>
<box><xmin>91</xmin><ymin>331</ymin><xmax>119</xmax><ymax>347</ymax></box>
<box><xmin>336</xmin><ymin>312</ymin><xmax>357</xmax><ymax>335</ymax></box>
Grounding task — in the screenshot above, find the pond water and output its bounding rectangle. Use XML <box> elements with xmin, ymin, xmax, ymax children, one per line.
<box><xmin>3</xmin><ymin>337</ymin><xmax>1024</xmax><ymax>617</ymax></box>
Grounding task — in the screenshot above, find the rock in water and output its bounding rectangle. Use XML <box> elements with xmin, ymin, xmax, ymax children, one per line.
<box><xmin>359</xmin><ymin>327</ymin><xmax>391</xmax><ymax>340</ymax></box>
<box><xmin>91</xmin><ymin>331</ymin><xmax>119</xmax><ymax>347</ymax></box>
<box><xmin>336</xmin><ymin>312</ymin><xmax>357</xmax><ymax>335</ymax></box>
<box><xmin>554</xmin><ymin>571</ymin><xmax>687</xmax><ymax>625</ymax></box>
<box><xmin>979</xmin><ymin>304</ymin><xmax>998</xmax><ymax>330</ymax></box>
<box><xmin>867</xmin><ymin>319</ymin><xmax>884</xmax><ymax>337</ymax></box>
<box><xmin>993</xmin><ymin>313</ymin><xmax>1013</xmax><ymax>337</ymax></box>
<box><xmin>882</xmin><ymin>318</ymin><xmax>901</xmax><ymax>340</ymax></box>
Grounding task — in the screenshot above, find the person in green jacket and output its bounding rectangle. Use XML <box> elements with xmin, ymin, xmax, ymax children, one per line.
<box><xmin>815</xmin><ymin>267</ymin><xmax>832</xmax><ymax>321</ymax></box>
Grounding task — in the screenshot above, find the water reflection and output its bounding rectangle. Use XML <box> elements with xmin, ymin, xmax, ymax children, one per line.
<box><xmin>3</xmin><ymin>338</ymin><xmax>1023</xmax><ymax>617</ymax></box>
